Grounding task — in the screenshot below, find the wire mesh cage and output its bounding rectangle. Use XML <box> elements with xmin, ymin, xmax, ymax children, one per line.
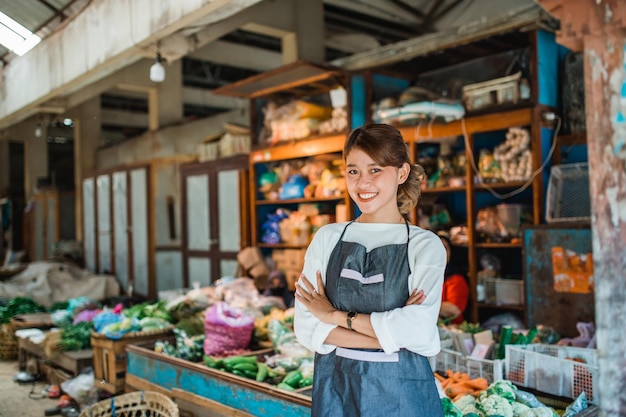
<box><xmin>546</xmin><ymin>162</ymin><xmax>591</xmax><ymax>223</ymax></box>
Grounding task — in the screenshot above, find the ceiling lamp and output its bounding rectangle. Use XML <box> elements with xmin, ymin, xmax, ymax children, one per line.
<box><xmin>150</xmin><ymin>52</ymin><xmax>165</xmax><ymax>83</ymax></box>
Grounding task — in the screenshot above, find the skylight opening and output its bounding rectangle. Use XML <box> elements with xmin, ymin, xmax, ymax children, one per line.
<box><xmin>0</xmin><ymin>11</ymin><xmax>41</xmax><ymax>56</ymax></box>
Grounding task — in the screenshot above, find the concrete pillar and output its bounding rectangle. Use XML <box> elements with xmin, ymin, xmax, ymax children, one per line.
<box><xmin>283</xmin><ymin>0</ymin><xmax>325</xmax><ymax>64</ymax></box>
<box><xmin>535</xmin><ymin>1</ymin><xmax>626</xmax><ymax>415</ymax></box>
<box><xmin>0</xmin><ymin>140</ymin><xmax>8</xmax><ymax>196</ymax></box>
<box><xmin>155</xmin><ymin>59</ymin><xmax>184</xmax><ymax>129</ymax></box>
<box><xmin>66</xmin><ymin>97</ymin><xmax>101</xmax><ymax>243</ymax></box>
<box><xmin>21</xmin><ymin>121</ymin><xmax>48</xmax><ymax>199</ymax></box>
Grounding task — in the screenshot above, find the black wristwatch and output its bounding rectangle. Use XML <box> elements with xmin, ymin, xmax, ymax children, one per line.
<box><xmin>346</xmin><ymin>311</ymin><xmax>358</xmax><ymax>330</ymax></box>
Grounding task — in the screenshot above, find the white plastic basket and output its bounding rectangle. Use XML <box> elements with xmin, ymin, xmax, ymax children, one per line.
<box><xmin>429</xmin><ymin>348</ymin><xmax>505</xmax><ymax>383</ymax></box>
<box><xmin>505</xmin><ymin>344</ymin><xmax>598</xmax><ymax>403</ymax></box>
<box><xmin>483</xmin><ymin>277</ymin><xmax>524</xmax><ymax>305</ymax></box>
<box><xmin>546</xmin><ymin>163</ymin><xmax>591</xmax><ymax>223</ymax></box>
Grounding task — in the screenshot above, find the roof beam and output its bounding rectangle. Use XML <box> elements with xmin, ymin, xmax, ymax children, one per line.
<box><xmin>330</xmin><ymin>3</ymin><xmax>553</xmax><ymax>71</ymax></box>
<box><xmin>188</xmin><ymin>40</ymin><xmax>282</xmax><ymax>71</ymax></box>
<box><xmin>0</xmin><ymin>0</ymin><xmax>265</xmax><ymax>129</ymax></box>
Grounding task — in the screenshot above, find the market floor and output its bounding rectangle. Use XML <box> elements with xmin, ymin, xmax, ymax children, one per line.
<box><xmin>0</xmin><ymin>359</ymin><xmax>60</xmax><ymax>417</ymax></box>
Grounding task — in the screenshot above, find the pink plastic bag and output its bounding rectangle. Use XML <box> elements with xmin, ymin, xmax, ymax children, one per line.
<box><xmin>203</xmin><ymin>302</ymin><xmax>255</xmax><ymax>355</ymax></box>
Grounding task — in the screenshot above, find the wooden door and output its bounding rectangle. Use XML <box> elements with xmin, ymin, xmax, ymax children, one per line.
<box><xmin>27</xmin><ymin>190</ymin><xmax>75</xmax><ymax>261</ymax></box>
<box><xmin>82</xmin><ymin>165</ymin><xmax>150</xmax><ymax>296</ymax></box>
<box><xmin>181</xmin><ymin>155</ymin><xmax>249</xmax><ymax>287</ymax></box>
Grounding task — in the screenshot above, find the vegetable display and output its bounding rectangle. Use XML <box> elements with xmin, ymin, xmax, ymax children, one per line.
<box><xmin>435</xmin><ymin>371</ymin><xmax>489</xmax><ymax>400</ymax></box>
<box><xmin>0</xmin><ymin>296</ymin><xmax>46</xmax><ymax>323</ymax></box>
<box><xmin>441</xmin><ymin>380</ymin><xmax>562</xmax><ymax>417</ymax></box>
<box><xmin>57</xmin><ymin>321</ymin><xmax>94</xmax><ymax>351</ymax></box>
<box><xmin>201</xmin><ymin>352</ymin><xmax>313</xmax><ymax>391</ymax></box>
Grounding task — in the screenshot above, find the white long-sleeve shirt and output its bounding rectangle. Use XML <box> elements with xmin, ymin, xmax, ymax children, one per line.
<box><xmin>294</xmin><ymin>221</ymin><xmax>446</xmax><ymax>357</ymax></box>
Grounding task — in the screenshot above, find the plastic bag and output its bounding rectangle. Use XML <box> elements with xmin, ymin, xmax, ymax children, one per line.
<box><xmin>92</xmin><ymin>310</ymin><xmax>122</xmax><ymax>333</ymax></box>
<box><xmin>203</xmin><ymin>302</ymin><xmax>255</xmax><ymax>355</ymax></box>
<box><xmin>205</xmin><ymin>302</ymin><xmax>255</xmax><ymax>328</ymax></box>
<box><xmin>267</xmin><ymin>318</ymin><xmax>313</xmax><ymax>358</ymax></box>
<box><xmin>73</xmin><ymin>309</ymin><xmax>101</xmax><ymax>325</ymax></box>
<box><xmin>562</xmin><ymin>392</ymin><xmax>588</xmax><ymax>417</ymax></box>
<box><xmin>60</xmin><ymin>368</ymin><xmax>94</xmax><ymax>403</ymax></box>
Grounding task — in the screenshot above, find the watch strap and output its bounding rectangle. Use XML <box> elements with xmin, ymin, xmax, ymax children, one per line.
<box><xmin>346</xmin><ymin>311</ymin><xmax>358</xmax><ymax>330</ymax></box>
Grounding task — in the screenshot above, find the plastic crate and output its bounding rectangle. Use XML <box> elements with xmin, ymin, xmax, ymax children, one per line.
<box><xmin>429</xmin><ymin>348</ymin><xmax>505</xmax><ymax>383</ymax></box>
<box><xmin>546</xmin><ymin>163</ymin><xmax>591</xmax><ymax>223</ymax></box>
<box><xmin>483</xmin><ymin>277</ymin><xmax>524</xmax><ymax>305</ymax></box>
<box><xmin>462</xmin><ymin>72</ymin><xmax>521</xmax><ymax>111</ymax></box>
<box><xmin>505</xmin><ymin>344</ymin><xmax>598</xmax><ymax>403</ymax></box>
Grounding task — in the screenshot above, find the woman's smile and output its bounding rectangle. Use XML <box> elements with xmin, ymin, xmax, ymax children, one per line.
<box><xmin>358</xmin><ymin>192</ymin><xmax>377</xmax><ymax>201</ymax></box>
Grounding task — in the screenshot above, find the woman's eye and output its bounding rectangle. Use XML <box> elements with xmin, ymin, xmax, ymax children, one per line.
<box><xmin>347</xmin><ymin>169</ymin><xmax>358</xmax><ymax>175</ymax></box>
<box><xmin>370</xmin><ymin>168</ymin><xmax>382</xmax><ymax>174</ymax></box>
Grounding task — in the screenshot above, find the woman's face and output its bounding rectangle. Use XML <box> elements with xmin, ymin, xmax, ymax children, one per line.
<box><xmin>345</xmin><ymin>148</ymin><xmax>408</xmax><ymax>220</ymax></box>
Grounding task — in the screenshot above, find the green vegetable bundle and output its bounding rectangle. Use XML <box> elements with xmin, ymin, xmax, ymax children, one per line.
<box><xmin>0</xmin><ymin>297</ymin><xmax>46</xmax><ymax>324</ymax></box>
<box><xmin>123</xmin><ymin>300</ymin><xmax>173</xmax><ymax>323</ymax></box>
<box><xmin>57</xmin><ymin>321</ymin><xmax>94</xmax><ymax>351</ymax></box>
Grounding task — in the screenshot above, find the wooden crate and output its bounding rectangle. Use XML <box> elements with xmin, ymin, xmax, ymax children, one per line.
<box><xmin>17</xmin><ymin>335</ymin><xmax>93</xmax><ymax>376</ymax></box>
<box><xmin>11</xmin><ymin>313</ymin><xmax>54</xmax><ymax>330</ymax></box>
<box><xmin>91</xmin><ymin>328</ymin><xmax>174</xmax><ymax>394</ymax></box>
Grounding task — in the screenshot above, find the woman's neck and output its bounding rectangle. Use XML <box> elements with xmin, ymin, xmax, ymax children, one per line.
<box><xmin>357</xmin><ymin>213</ymin><xmax>405</xmax><ymax>224</ymax></box>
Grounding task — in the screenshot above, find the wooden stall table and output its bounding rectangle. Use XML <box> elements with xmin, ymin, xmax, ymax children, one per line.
<box><xmin>17</xmin><ymin>335</ymin><xmax>93</xmax><ymax>376</ymax></box>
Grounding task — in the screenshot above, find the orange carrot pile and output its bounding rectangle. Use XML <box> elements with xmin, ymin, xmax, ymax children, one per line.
<box><xmin>434</xmin><ymin>370</ymin><xmax>489</xmax><ymax>401</ymax></box>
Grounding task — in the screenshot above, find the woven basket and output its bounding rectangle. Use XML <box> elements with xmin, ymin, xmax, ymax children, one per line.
<box><xmin>79</xmin><ymin>391</ymin><xmax>179</xmax><ymax>417</ymax></box>
<box><xmin>0</xmin><ymin>323</ymin><xmax>18</xmax><ymax>360</ymax></box>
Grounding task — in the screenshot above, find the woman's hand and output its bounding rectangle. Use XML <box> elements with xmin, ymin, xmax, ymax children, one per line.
<box><xmin>406</xmin><ymin>289</ymin><xmax>426</xmax><ymax>306</ymax></box>
<box><xmin>295</xmin><ymin>270</ymin><xmax>337</xmax><ymax>324</ymax></box>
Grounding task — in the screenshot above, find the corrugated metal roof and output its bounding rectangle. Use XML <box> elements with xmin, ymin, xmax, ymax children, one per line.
<box><xmin>0</xmin><ymin>0</ymin><xmax>88</xmax><ymax>61</ymax></box>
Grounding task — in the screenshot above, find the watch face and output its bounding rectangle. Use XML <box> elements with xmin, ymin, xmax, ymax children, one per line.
<box><xmin>348</xmin><ymin>311</ymin><xmax>357</xmax><ymax>318</ymax></box>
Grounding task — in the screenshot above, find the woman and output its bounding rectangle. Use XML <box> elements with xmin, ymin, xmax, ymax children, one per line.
<box><xmin>294</xmin><ymin>124</ymin><xmax>446</xmax><ymax>417</ymax></box>
<box><xmin>439</xmin><ymin>234</ymin><xmax>470</xmax><ymax>325</ymax></box>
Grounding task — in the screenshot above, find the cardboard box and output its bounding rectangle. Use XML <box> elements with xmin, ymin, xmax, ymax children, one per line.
<box><xmin>283</xmin><ymin>268</ymin><xmax>301</xmax><ymax>292</ymax></box>
<box><xmin>285</xmin><ymin>249</ymin><xmax>306</xmax><ymax>269</ymax></box>
<box><xmin>237</xmin><ymin>247</ymin><xmax>264</xmax><ymax>270</ymax></box>
<box><xmin>237</xmin><ymin>247</ymin><xmax>269</xmax><ymax>280</ymax></box>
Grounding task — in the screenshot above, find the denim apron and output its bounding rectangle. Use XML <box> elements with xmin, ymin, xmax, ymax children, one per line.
<box><xmin>311</xmin><ymin>221</ymin><xmax>443</xmax><ymax>417</ymax></box>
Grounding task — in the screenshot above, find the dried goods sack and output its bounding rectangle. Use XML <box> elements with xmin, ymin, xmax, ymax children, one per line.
<box><xmin>203</xmin><ymin>301</ymin><xmax>255</xmax><ymax>355</ymax></box>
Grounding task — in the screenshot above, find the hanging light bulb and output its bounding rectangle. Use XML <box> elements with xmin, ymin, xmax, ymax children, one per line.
<box><xmin>34</xmin><ymin>123</ymin><xmax>42</xmax><ymax>138</ymax></box>
<box><xmin>150</xmin><ymin>52</ymin><xmax>165</xmax><ymax>83</ymax></box>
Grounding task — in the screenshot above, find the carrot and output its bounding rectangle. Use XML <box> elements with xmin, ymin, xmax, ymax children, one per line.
<box><xmin>445</xmin><ymin>383</ymin><xmax>476</xmax><ymax>398</ymax></box>
<box><xmin>441</xmin><ymin>378</ymin><xmax>453</xmax><ymax>388</ymax></box>
<box><xmin>433</xmin><ymin>373</ymin><xmax>446</xmax><ymax>383</ymax></box>
<box><xmin>451</xmin><ymin>392</ymin><xmax>473</xmax><ymax>403</ymax></box>
<box><xmin>462</xmin><ymin>377</ymin><xmax>488</xmax><ymax>391</ymax></box>
<box><xmin>455</xmin><ymin>372</ymin><xmax>470</xmax><ymax>381</ymax></box>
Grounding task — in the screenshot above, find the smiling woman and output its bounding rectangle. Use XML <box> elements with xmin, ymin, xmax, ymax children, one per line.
<box><xmin>294</xmin><ymin>123</ymin><xmax>447</xmax><ymax>417</ymax></box>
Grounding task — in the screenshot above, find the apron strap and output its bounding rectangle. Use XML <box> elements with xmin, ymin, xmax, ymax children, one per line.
<box><xmin>404</xmin><ymin>219</ymin><xmax>412</xmax><ymax>275</ymax></box>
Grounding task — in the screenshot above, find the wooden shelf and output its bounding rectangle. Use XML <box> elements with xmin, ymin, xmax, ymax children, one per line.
<box><xmin>405</xmin><ymin>106</ymin><xmax>542</xmax><ymax>326</ymax></box>
<box><xmin>256</xmin><ymin>195</ymin><xmax>346</xmax><ymax>205</ymax></box>
<box><xmin>474</xmin><ymin>181</ymin><xmax>529</xmax><ymax>190</ymax></box>
<box><xmin>477</xmin><ymin>303</ymin><xmax>525</xmax><ymax>311</ymax></box>
<box><xmin>399</xmin><ymin>107</ymin><xmax>533</xmax><ymax>141</ymax></box>
<box><xmin>249</xmin><ymin>133</ymin><xmax>346</xmax><ymax>163</ymax></box>
<box><xmin>475</xmin><ymin>242</ymin><xmax>522</xmax><ymax>249</ymax></box>
<box><xmin>257</xmin><ymin>243</ymin><xmax>309</xmax><ymax>249</ymax></box>
<box><xmin>422</xmin><ymin>185</ymin><xmax>467</xmax><ymax>193</ymax></box>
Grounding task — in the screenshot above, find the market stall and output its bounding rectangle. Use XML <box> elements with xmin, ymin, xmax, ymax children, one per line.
<box><xmin>125</xmin><ymin>344</ymin><xmax>311</xmax><ymax>417</ymax></box>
